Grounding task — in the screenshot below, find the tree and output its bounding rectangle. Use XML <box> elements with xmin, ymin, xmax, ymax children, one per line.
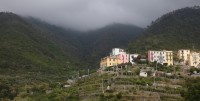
<box><xmin>184</xmin><ymin>78</ymin><xmax>200</xmax><ymax>101</ymax></box>
<box><xmin>116</xmin><ymin>92</ymin><xmax>122</xmax><ymax>99</ymax></box>
<box><xmin>189</xmin><ymin>68</ymin><xmax>200</xmax><ymax>74</ymax></box>
<box><xmin>147</xmin><ymin>71</ymin><xmax>152</xmax><ymax>76</ymax></box>
<box><xmin>0</xmin><ymin>83</ymin><xmax>17</xmax><ymax>100</ymax></box>
<box><xmin>134</xmin><ymin>67</ymin><xmax>140</xmax><ymax>75</ymax></box>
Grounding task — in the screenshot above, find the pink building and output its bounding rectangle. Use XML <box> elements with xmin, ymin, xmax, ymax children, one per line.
<box><xmin>148</xmin><ymin>50</ymin><xmax>166</xmax><ymax>64</ymax></box>
<box><xmin>117</xmin><ymin>53</ymin><xmax>129</xmax><ymax>63</ymax></box>
<box><xmin>148</xmin><ymin>50</ymin><xmax>173</xmax><ymax>66</ymax></box>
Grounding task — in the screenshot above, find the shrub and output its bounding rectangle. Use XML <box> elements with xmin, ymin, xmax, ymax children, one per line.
<box><xmin>116</xmin><ymin>92</ymin><xmax>122</xmax><ymax>99</ymax></box>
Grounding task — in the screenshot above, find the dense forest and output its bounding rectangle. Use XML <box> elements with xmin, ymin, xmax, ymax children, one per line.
<box><xmin>128</xmin><ymin>6</ymin><xmax>200</xmax><ymax>54</ymax></box>
<box><xmin>1</xmin><ymin>6</ymin><xmax>200</xmax><ymax>101</ymax></box>
<box><xmin>0</xmin><ymin>12</ymin><xmax>143</xmax><ymax>75</ymax></box>
<box><xmin>1</xmin><ymin>6</ymin><xmax>200</xmax><ymax>75</ymax></box>
<box><xmin>0</xmin><ymin>12</ymin><xmax>84</xmax><ymax>76</ymax></box>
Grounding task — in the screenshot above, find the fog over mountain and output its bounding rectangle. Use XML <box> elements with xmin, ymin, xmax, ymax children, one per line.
<box><xmin>0</xmin><ymin>0</ymin><xmax>200</xmax><ymax>31</ymax></box>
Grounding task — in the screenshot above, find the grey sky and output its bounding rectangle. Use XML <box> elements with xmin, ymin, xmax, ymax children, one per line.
<box><xmin>0</xmin><ymin>0</ymin><xmax>200</xmax><ymax>31</ymax></box>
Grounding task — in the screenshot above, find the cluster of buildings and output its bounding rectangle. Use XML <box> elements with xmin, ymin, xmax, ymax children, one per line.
<box><xmin>100</xmin><ymin>48</ymin><xmax>138</xmax><ymax>70</ymax></box>
<box><xmin>177</xmin><ymin>49</ymin><xmax>200</xmax><ymax>67</ymax></box>
<box><xmin>100</xmin><ymin>48</ymin><xmax>200</xmax><ymax>70</ymax></box>
<box><xmin>147</xmin><ymin>49</ymin><xmax>200</xmax><ymax>67</ymax></box>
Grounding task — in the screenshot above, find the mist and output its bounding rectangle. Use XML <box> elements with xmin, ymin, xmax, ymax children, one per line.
<box><xmin>0</xmin><ymin>0</ymin><xmax>199</xmax><ymax>31</ymax></box>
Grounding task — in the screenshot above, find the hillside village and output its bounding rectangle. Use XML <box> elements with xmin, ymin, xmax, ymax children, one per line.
<box><xmin>66</xmin><ymin>48</ymin><xmax>198</xmax><ymax>100</ymax></box>
<box><xmin>62</xmin><ymin>48</ymin><xmax>200</xmax><ymax>101</ymax></box>
<box><xmin>101</xmin><ymin>48</ymin><xmax>200</xmax><ymax>67</ymax></box>
<box><xmin>4</xmin><ymin>48</ymin><xmax>200</xmax><ymax>101</ymax></box>
<box><xmin>100</xmin><ymin>48</ymin><xmax>200</xmax><ymax>74</ymax></box>
<box><xmin>1</xmin><ymin>6</ymin><xmax>200</xmax><ymax>101</ymax></box>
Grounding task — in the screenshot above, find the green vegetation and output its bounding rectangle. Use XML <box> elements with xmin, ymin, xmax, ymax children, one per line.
<box><xmin>127</xmin><ymin>7</ymin><xmax>200</xmax><ymax>100</ymax></box>
<box><xmin>27</xmin><ymin>17</ymin><xmax>144</xmax><ymax>68</ymax></box>
<box><xmin>128</xmin><ymin>6</ymin><xmax>200</xmax><ymax>54</ymax></box>
<box><xmin>0</xmin><ymin>12</ymin><xmax>143</xmax><ymax>73</ymax></box>
<box><xmin>1</xmin><ymin>6</ymin><xmax>200</xmax><ymax>101</ymax></box>
<box><xmin>183</xmin><ymin>77</ymin><xmax>200</xmax><ymax>101</ymax></box>
<box><xmin>0</xmin><ymin>12</ymin><xmax>82</xmax><ymax>76</ymax></box>
<box><xmin>80</xmin><ymin>23</ymin><xmax>144</xmax><ymax>67</ymax></box>
<box><xmin>189</xmin><ymin>67</ymin><xmax>200</xmax><ymax>74</ymax></box>
<box><xmin>0</xmin><ymin>12</ymin><xmax>144</xmax><ymax>74</ymax></box>
<box><xmin>0</xmin><ymin>12</ymin><xmax>144</xmax><ymax>100</ymax></box>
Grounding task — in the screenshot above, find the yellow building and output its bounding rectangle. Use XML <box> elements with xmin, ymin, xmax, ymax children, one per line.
<box><xmin>188</xmin><ymin>52</ymin><xmax>200</xmax><ymax>67</ymax></box>
<box><xmin>177</xmin><ymin>49</ymin><xmax>190</xmax><ymax>64</ymax></box>
<box><xmin>166</xmin><ymin>51</ymin><xmax>173</xmax><ymax>66</ymax></box>
<box><xmin>100</xmin><ymin>56</ymin><xmax>121</xmax><ymax>70</ymax></box>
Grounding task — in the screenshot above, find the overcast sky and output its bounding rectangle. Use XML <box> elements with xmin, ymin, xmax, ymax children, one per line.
<box><xmin>0</xmin><ymin>0</ymin><xmax>200</xmax><ymax>31</ymax></box>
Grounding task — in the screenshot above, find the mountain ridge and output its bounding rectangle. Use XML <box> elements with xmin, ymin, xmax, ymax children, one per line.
<box><xmin>0</xmin><ymin>12</ymin><xmax>144</xmax><ymax>74</ymax></box>
<box><xmin>128</xmin><ymin>6</ymin><xmax>200</xmax><ymax>54</ymax></box>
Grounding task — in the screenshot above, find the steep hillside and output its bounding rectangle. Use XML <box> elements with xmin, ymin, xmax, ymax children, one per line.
<box><xmin>0</xmin><ymin>12</ymin><xmax>144</xmax><ymax>75</ymax></box>
<box><xmin>0</xmin><ymin>12</ymin><xmax>81</xmax><ymax>75</ymax></box>
<box><xmin>25</xmin><ymin>18</ymin><xmax>144</xmax><ymax>68</ymax></box>
<box><xmin>81</xmin><ymin>23</ymin><xmax>144</xmax><ymax>67</ymax></box>
<box><xmin>128</xmin><ymin>6</ymin><xmax>200</xmax><ymax>54</ymax></box>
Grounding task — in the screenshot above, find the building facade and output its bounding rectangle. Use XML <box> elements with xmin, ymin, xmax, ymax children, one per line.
<box><xmin>110</xmin><ymin>48</ymin><xmax>126</xmax><ymax>56</ymax></box>
<box><xmin>100</xmin><ymin>48</ymin><xmax>139</xmax><ymax>69</ymax></box>
<box><xmin>166</xmin><ymin>51</ymin><xmax>173</xmax><ymax>66</ymax></box>
<box><xmin>100</xmin><ymin>56</ymin><xmax>121</xmax><ymax>70</ymax></box>
<box><xmin>177</xmin><ymin>49</ymin><xmax>190</xmax><ymax>64</ymax></box>
<box><xmin>117</xmin><ymin>53</ymin><xmax>129</xmax><ymax>63</ymax></box>
<box><xmin>148</xmin><ymin>50</ymin><xmax>173</xmax><ymax>66</ymax></box>
<box><xmin>188</xmin><ymin>52</ymin><xmax>200</xmax><ymax>67</ymax></box>
<box><xmin>129</xmin><ymin>54</ymin><xmax>139</xmax><ymax>64</ymax></box>
<box><xmin>148</xmin><ymin>50</ymin><xmax>167</xmax><ymax>65</ymax></box>
<box><xmin>139</xmin><ymin>71</ymin><xmax>147</xmax><ymax>77</ymax></box>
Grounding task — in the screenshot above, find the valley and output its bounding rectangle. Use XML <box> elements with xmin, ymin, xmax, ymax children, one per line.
<box><xmin>0</xmin><ymin>6</ymin><xmax>200</xmax><ymax>101</ymax></box>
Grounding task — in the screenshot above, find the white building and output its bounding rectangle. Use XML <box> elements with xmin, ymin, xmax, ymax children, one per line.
<box><xmin>129</xmin><ymin>54</ymin><xmax>139</xmax><ymax>64</ymax></box>
<box><xmin>148</xmin><ymin>50</ymin><xmax>173</xmax><ymax>66</ymax></box>
<box><xmin>177</xmin><ymin>49</ymin><xmax>190</xmax><ymax>64</ymax></box>
<box><xmin>189</xmin><ymin>52</ymin><xmax>200</xmax><ymax>68</ymax></box>
<box><xmin>139</xmin><ymin>71</ymin><xmax>147</xmax><ymax>77</ymax></box>
<box><xmin>109</xmin><ymin>48</ymin><xmax>140</xmax><ymax>65</ymax></box>
<box><xmin>100</xmin><ymin>48</ymin><xmax>140</xmax><ymax>69</ymax></box>
<box><xmin>177</xmin><ymin>50</ymin><xmax>200</xmax><ymax>68</ymax></box>
<box><xmin>148</xmin><ymin>50</ymin><xmax>167</xmax><ymax>65</ymax></box>
<box><xmin>110</xmin><ymin>48</ymin><xmax>126</xmax><ymax>56</ymax></box>
<box><xmin>63</xmin><ymin>85</ymin><xmax>71</xmax><ymax>88</ymax></box>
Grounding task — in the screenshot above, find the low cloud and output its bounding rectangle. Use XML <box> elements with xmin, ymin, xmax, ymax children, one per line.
<box><xmin>0</xmin><ymin>0</ymin><xmax>199</xmax><ymax>31</ymax></box>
